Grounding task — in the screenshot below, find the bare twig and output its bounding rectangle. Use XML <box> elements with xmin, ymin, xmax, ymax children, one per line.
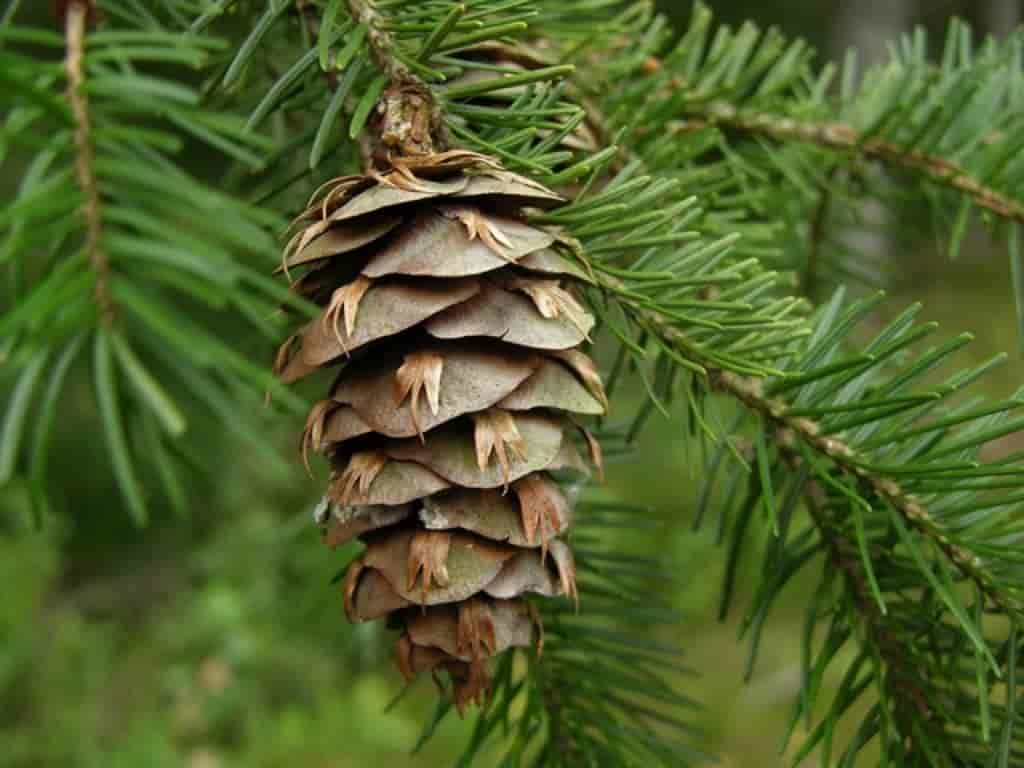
<box><xmin>64</xmin><ymin>0</ymin><xmax>111</xmax><ymax>320</ymax></box>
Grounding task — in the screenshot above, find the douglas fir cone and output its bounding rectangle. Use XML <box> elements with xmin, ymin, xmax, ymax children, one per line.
<box><xmin>274</xmin><ymin>150</ymin><xmax>605</xmax><ymax>711</ymax></box>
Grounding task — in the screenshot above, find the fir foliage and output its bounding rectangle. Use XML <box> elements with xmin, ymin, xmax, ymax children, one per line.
<box><xmin>566</xmin><ymin>2</ymin><xmax>1024</xmax><ymax>301</ymax></box>
<box><xmin>1</xmin><ymin>0</ymin><xmax>310</xmax><ymax>524</ymax></box>
<box><xmin>4</xmin><ymin>0</ymin><xmax>1024</xmax><ymax>765</ymax></box>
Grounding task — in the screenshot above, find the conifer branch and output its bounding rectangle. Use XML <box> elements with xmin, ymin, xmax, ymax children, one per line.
<box><xmin>803</xmin><ymin>486</ymin><xmax>943</xmax><ymax>751</ymax></box>
<box><xmin>562</xmin><ymin>1</ymin><xmax>1024</xmax><ymax>300</ymax></box>
<box><xmin>574</xmin><ymin>83</ymin><xmax>1001</xmax><ymax>616</ymax></box>
<box><xmin>347</xmin><ymin>0</ymin><xmax>441</xmax><ymax>156</ymax></box>
<box><xmin>620</xmin><ymin>293</ymin><xmax>1010</xmax><ymax>617</ymax></box>
<box><xmin>332</xmin><ymin>0</ymin><xmax>1015</xmax><ymax>643</ymax></box>
<box><xmin>63</xmin><ymin>0</ymin><xmax>111</xmax><ymax>320</ymax></box>
<box><xmin>568</xmin><ymin>39</ymin><xmax>1016</xmax><ymax>620</ymax></box>
<box><xmin>347</xmin><ymin>0</ymin><xmax>406</xmax><ymax>81</ymax></box>
<box><xmin>667</xmin><ymin>105</ymin><xmax>1024</xmax><ymax>226</ymax></box>
<box><xmin>3</xmin><ymin>0</ymin><xmax>306</xmax><ymax>521</ymax></box>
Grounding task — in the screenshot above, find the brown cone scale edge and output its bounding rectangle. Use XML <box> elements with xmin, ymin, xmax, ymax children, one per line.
<box><xmin>275</xmin><ymin>150</ymin><xmax>605</xmax><ymax>712</ymax></box>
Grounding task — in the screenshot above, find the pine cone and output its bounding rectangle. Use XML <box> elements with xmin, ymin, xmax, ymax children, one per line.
<box><xmin>275</xmin><ymin>150</ymin><xmax>605</xmax><ymax>712</ymax></box>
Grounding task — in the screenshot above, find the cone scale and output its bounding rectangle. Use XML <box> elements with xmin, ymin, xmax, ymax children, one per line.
<box><xmin>275</xmin><ymin>151</ymin><xmax>604</xmax><ymax>711</ymax></box>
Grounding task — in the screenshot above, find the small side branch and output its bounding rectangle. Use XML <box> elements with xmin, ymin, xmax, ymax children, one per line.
<box><xmin>617</xmin><ymin>296</ymin><xmax>1011</xmax><ymax>619</ymax></box>
<box><xmin>64</xmin><ymin>0</ymin><xmax>111</xmax><ymax>319</ymax></box>
<box><xmin>803</xmin><ymin>487</ymin><xmax>941</xmax><ymax>754</ymax></box>
<box><xmin>674</xmin><ymin>103</ymin><xmax>1024</xmax><ymax>227</ymax></box>
<box><xmin>709</xmin><ymin>367</ymin><xmax>1005</xmax><ymax>611</ymax></box>
<box><xmin>347</xmin><ymin>0</ymin><xmax>440</xmax><ymax>157</ymax></box>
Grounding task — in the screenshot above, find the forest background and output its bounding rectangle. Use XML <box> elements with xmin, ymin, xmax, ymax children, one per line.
<box><xmin>1</xmin><ymin>1</ymin><xmax>1022</xmax><ymax>766</ymax></box>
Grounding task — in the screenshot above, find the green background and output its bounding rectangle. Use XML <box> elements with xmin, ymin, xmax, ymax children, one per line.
<box><xmin>1</xmin><ymin>1</ymin><xmax>1021</xmax><ymax>765</ymax></box>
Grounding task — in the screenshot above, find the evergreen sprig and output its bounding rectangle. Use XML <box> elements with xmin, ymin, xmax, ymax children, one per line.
<box><xmin>5</xmin><ymin>0</ymin><xmax>1024</xmax><ymax>765</ymax></box>
<box><xmin>565</xmin><ymin>1</ymin><xmax>1024</xmax><ymax>308</ymax></box>
<box><xmin>1</xmin><ymin>0</ymin><xmax>310</xmax><ymax>523</ymax></box>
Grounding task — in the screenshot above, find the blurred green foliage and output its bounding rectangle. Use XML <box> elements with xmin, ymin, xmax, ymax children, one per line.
<box><xmin>2</xmin><ymin>1</ymin><xmax>1022</xmax><ymax>766</ymax></box>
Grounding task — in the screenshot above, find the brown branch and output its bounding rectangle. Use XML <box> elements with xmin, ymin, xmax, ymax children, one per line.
<box><xmin>575</xmin><ymin>79</ymin><xmax>1014</xmax><ymax>620</ymax></box>
<box><xmin>803</xmin><ymin>485</ymin><xmax>940</xmax><ymax>753</ymax></box>
<box><xmin>672</xmin><ymin>102</ymin><xmax>1024</xmax><ymax>226</ymax></box>
<box><xmin>713</xmin><ymin>368</ymin><xmax>1006</xmax><ymax>606</ymax></box>
<box><xmin>347</xmin><ymin>0</ymin><xmax>441</xmax><ymax>159</ymax></box>
<box><xmin>64</xmin><ymin>0</ymin><xmax>111</xmax><ymax>320</ymax></box>
<box><xmin>619</xmin><ymin>296</ymin><xmax>1013</xmax><ymax>618</ymax></box>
